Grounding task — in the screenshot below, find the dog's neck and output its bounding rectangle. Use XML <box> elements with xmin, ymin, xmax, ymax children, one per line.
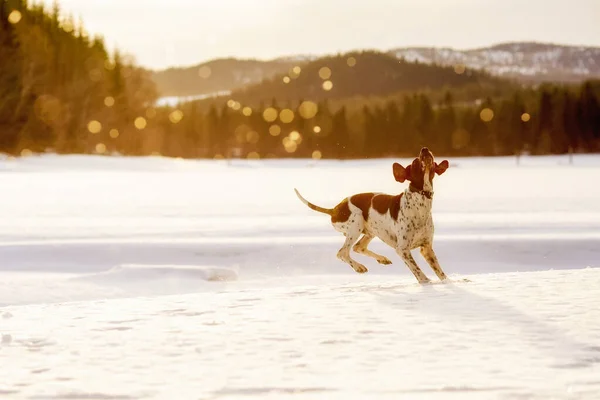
<box><xmin>408</xmin><ymin>184</ymin><xmax>434</xmax><ymax>200</ymax></box>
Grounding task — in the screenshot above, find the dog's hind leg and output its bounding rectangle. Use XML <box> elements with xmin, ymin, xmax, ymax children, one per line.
<box><xmin>353</xmin><ymin>235</ymin><xmax>392</xmax><ymax>265</ymax></box>
<box><xmin>336</xmin><ymin>227</ymin><xmax>368</xmax><ymax>274</ymax></box>
<box><xmin>420</xmin><ymin>244</ymin><xmax>448</xmax><ymax>281</ymax></box>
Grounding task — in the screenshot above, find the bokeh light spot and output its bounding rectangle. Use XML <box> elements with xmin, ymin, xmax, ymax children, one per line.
<box><xmin>146</xmin><ymin>108</ymin><xmax>157</xmax><ymax>119</ymax></box>
<box><xmin>319</xmin><ymin>67</ymin><xmax>332</xmax><ymax>80</ymax></box>
<box><xmin>521</xmin><ymin>113</ymin><xmax>531</xmax><ymax>122</ymax></box>
<box><xmin>246</xmin><ymin>130</ymin><xmax>259</xmax><ymax>144</ymax></box>
<box><xmin>263</xmin><ymin>107</ymin><xmax>278</xmax><ymax>122</ymax></box>
<box><xmin>322</xmin><ymin>80</ymin><xmax>333</xmax><ymax>91</ymax></box>
<box><xmin>347</xmin><ymin>57</ymin><xmax>357</xmax><ymax>67</ymax></box>
<box><xmin>87</xmin><ymin>120</ymin><xmax>102</xmax><ymax>134</ymax></box>
<box><xmin>95</xmin><ymin>143</ymin><xmax>106</xmax><ymax>154</ymax></box>
<box><xmin>279</xmin><ymin>109</ymin><xmax>295</xmax><ymax>124</ymax></box>
<box><xmin>312</xmin><ymin>150</ymin><xmax>322</xmax><ymax>160</ymax></box>
<box><xmin>134</xmin><ymin>117</ymin><xmax>147</xmax><ymax>130</ymax></box>
<box><xmin>104</xmin><ymin>96</ymin><xmax>115</xmax><ymax>107</ymax></box>
<box><xmin>480</xmin><ymin>108</ymin><xmax>494</xmax><ymax>122</ymax></box>
<box><xmin>169</xmin><ymin>110</ymin><xmax>184</xmax><ymax>124</ymax></box>
<box><xmin>454</xmin><ymin>64</ymin><xmax>466</xmax><ymax>74</ymax></box>
<box><xmin>269</xmin><ymin>125</ymin><xmax>282</xmax><ymax>136</ymax></box>
<box><xmin>198</xmin><ymin>65</ymin><xmax>212</xmax><ymax>79</ymax></box>
<box><xmin>298</xmin><ymin>101</ymin><xmax>318</xmax><ymax>119</ymax></box>
<box><xmin>8</xmin><ymin>10</ymin><xmax>21</xmax><ymax>24</ymax></box>
<box><xmin>282</xmin><ymin>137</ymin><xmax>298</xmax><ymax>153</ymax></box>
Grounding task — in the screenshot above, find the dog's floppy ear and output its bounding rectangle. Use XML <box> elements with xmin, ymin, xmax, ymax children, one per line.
<box><xmin>393</xmin><ymin>162</ymin><xmax>410</xmax><ymax>182</ymax></box>
<box><xmin>434</xmin><ymin>160</ymin><xmax>449</xmax><ymax>175</ymax></box>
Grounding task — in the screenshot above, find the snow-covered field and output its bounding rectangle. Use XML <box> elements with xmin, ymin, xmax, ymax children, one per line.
<box><xmin>1</xmin><ymin>154</ymin><xmax>600</xmax><ymax>399</ymax></box>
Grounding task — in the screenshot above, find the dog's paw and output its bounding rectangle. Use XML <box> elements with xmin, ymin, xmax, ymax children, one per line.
<box><xmin>353</xmin><ymin>265</ymin><xmax>369</xmax><ymax>274</ymax></box>
<box><xmin>377</xmin><ymin>257</ymin><xmax>392</xmax><ymax>265</ymax></box>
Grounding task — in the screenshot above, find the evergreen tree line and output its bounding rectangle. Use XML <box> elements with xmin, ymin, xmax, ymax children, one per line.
<box><xmin>0</xmin><ymin>0</ymin><xmax>157</xmax><ymax>155</ymax></box>
<box><xmin>1</xmin><ymin>0</ymin><xmax>599</xmax><ymax>160</ymax></box>
<box><xmin>152</xmin><ymin>80</ymin><xmax>600</xmax><ymax>160</ymax></box>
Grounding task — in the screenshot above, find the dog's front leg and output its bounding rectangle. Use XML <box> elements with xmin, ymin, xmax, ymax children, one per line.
<box><xmin>420</xmin><ymin>244</ymin><xmax>448</xmax><ymax>281</ymax></box>
<box><xmin>396</xmin><ymin>247</ymin><xmax>431</xmax><ymax>284</ymax></box>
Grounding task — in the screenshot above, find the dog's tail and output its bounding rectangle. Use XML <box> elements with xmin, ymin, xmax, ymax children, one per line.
<box><xmin>294</xmin><ymin>188</ymin><xmax>334</xmax><ymax>216</ymax></box>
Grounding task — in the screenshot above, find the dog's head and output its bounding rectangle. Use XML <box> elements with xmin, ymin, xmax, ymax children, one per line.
<box><xmin>392</xmin><ymin>147</ymin><xmax>449</xmax><ymax>192</ymax></box>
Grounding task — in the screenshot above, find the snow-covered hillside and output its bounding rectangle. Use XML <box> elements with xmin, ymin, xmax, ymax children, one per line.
<box><xmin>390</xmin><ymin>42</ymin><xmax>600</xmax><ymax>82</ymax></box>
<box><xmin>1</xmin><ymin>154</ymin><xmax>599</xmax><ymax>399</ymax></box>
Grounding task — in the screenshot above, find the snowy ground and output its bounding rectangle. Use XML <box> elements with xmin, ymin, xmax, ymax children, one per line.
<box><xmin>1</xmin><ymin>153</ymin><xmax>600</xmax><ymax>399</ymax></box>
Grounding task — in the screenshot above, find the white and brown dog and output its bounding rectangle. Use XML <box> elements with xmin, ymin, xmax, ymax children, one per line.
<box><xmin>294</xmin><ymin>147</ymin><xmax>449</xmax><ymax>284</ymax></box>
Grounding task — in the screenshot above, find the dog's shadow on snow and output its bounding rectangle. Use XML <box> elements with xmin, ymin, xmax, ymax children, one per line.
<box><xmin>369</xmin><ymin>279</ymin><xmax>600</xmax><ymax>370</ymax></box>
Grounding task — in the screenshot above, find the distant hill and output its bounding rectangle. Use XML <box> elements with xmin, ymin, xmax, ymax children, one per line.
<box><xmin>151</xmin><ymin>58</ymin><xmax>299</xmax><ymax>97</ymax></box>
<box><xmin>152</xmin><ymin>42</ymin><xmax>600</xmax><ymax>100</ymax></box>
<box><xmin>389</xmin><ymin>42</ymin><xmax>600</xmax><ymax>83</ymax></box>
<box><xmin>227</xmin><ymin>51</ymin><xmax>504</xmax><ymax>106</ymax></box>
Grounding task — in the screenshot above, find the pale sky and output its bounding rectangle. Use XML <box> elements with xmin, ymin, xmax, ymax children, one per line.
<box><xmin>43</xmin><ymin>0</ymin><xmax>600</xmax><ymax>70</ymax></box>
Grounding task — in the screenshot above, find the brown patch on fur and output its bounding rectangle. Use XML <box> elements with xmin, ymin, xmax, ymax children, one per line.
<box><xmin>390</xmin><ymin>193</ymin><xmax>403</xmax><ymax>220</ymax></box>
<box><xmin>372</xmin><ymin>194</ymin><xmax>403</xmax><ymax>220</ymax></box>
<box><xmin>331</xmin><ymin>199</ymin><xmax>351</xmax><ymax>223</ymax></box>
<box><xmin>372</xmin><ymin>194</ymin><xmax>392</xmax><ymax>214</ymax></box>
<box><xmin>350</xmin><ymin>193</ymin><xmax>374</xmax><ymax>221</ymax></box>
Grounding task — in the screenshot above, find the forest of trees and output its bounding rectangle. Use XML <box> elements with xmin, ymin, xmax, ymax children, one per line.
<box><xmin>1</xmin><ymin>0</ymin><xmax>599</xmax><ymax>160</ymax></box>
<box><xmin>144</xmin><ymin>80</ymin><xmax>600</xmax><ymax>160</ymax></box>
<box><xmin>0</xmin><ymin>0</ymin><xmax>157</xmax><ymax>156</ymax></box>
